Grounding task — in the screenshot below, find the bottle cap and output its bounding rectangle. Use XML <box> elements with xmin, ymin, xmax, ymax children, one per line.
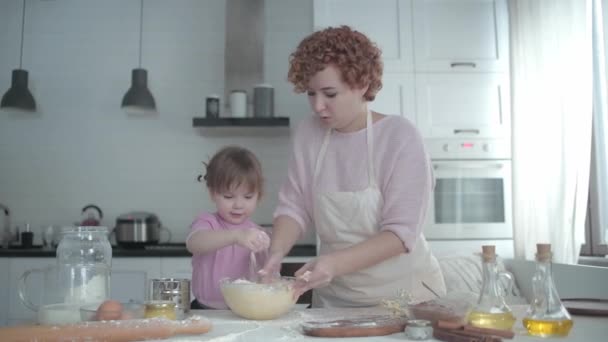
<box><xmin>481</xmin><ymin>245</ymin><xmax>496</xmax><ymax>261</ymax></box>
<box><xmin>536</xmin><ymin>243</ymin><xmax>552</xmax><ymax>261</ymax></box>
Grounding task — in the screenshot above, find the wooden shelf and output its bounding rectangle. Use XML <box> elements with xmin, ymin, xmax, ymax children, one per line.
<box><xmin>192</xmin><ymin>117</ymin><xmax>289</xmax><ymax>127</ymax></box>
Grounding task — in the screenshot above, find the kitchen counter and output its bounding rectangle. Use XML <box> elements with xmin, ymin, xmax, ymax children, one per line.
<box><xmin>157</xmin><ymin>305</ymin><xmax>607</xmax><ymax>341</ymax></box>
<box><xmin>0</xmin><ymin>244</ymin><xmax>317</xmax><ymax>258</ymax></box>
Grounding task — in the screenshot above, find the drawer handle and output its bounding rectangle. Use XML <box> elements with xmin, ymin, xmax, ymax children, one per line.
<box><xmin>450</xmin><ymin>62</ymin><xmax>477</xmax><ymax>68</ymax></box>
<box><xmin>454</xmin><ymin>129</ymin><xmax>480</xmax><ymax>135</ymax></box>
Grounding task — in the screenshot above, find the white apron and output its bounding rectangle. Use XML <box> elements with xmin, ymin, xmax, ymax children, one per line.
<box><xmin>311</xmin><ymin>110</ymin><xmax>446</xmax><ymax>308</ymax></box>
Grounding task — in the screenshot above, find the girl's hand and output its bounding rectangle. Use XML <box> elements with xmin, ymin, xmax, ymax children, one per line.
<box><xmin>292</xmin><ymin>256</ymin><xmax>336</xmax><ymax>298</ymax></box>
<box><xmin>236</xmin><ymin>229</ymin><xmax>270</xmax><ymax>252</ymax></box>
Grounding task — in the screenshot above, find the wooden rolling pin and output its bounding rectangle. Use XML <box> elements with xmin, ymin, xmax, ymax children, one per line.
<box><xmin>0</xmin><ymin>316</ymin><xmax>212</xmax><ymax>342</ymax></box>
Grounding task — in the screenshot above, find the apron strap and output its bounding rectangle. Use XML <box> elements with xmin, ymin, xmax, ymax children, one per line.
<box><xmin>366</xmin><ymin>109</ymin><xmax>375</xmax><ymax>185</ymax></box>
<box><xmin>313</xmin><ymin>129</ymin><xmax>332</xmax><ymax>182</ymax></box>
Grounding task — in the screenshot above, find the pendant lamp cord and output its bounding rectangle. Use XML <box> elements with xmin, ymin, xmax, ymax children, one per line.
<box><xmin>138</xmin><ymin>0</ymin><xmax>143</xmax><ymax>68</ymax></box>
<box><xmin>19</xmin><ymin>0</ymin><xmax>26</xmax><ymax>69</ymax></box>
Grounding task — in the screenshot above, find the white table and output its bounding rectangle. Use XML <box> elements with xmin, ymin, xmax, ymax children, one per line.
<box><xmin>158</xmin><ymin>305</ymin><xmax>608</xmax><ymax>341</ymax></box>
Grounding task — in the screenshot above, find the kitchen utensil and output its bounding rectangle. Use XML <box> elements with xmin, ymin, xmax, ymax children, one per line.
<box><xmin>253</xmin><ymin>83</ymin><xmax>274</xmax><ymax>117</ymax></box>
<box><xmin>113</xmin><ymin>211</ymin><xmax>171</xmax><ymax>246</ymax></box>
<box><xmin>301</xmin><ymin>315</ymin><xmax>408</xmax><ymax>337</ymax></box>
<box><xmin>249</xmin><ymin>251</ymin><xmax>259</xmax><ymax>281</ymax></box>
<box><xmin>80</xmin><ymin>204</ymin><xmax>103</xmax><ymax>226</ymax></box>
<box><xmin>562</xmin><ymin>298</ymin><xmax>608</xmax><ymax>316</ymax></box>
<box><xmin>19</xmin><ymin>266</ymin><xmax>84</xmax><ymax>325</ymax></box>
<box><xmin>20</xmin><ymin>227</ymin><xmax>112</xmax><ymax>324</ymax></box>
<box><xmin>0</xmin><ymin>316</ymin><xmax>212</xmax><ymax>341</ymax></box>
<box><xmin>149</xmin><ymin>278</ymin><xmax>190</xmax><ymax>319</ymax></box>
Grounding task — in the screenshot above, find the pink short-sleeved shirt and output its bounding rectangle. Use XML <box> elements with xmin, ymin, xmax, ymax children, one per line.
<box><xmin>187</xmin><ymin>212</ymin><xmax>260</xmax><ymax>309</ymax></box>
<box><xmin>273</xmin><ymin>114</ymin><xmax>433</xmax><ymax>252</ymax></box>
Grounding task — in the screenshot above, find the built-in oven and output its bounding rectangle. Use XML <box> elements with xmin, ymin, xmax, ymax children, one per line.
<box><xmin>424</xmin><ymin>138</ymin><xmax>513</xmax><ymax>239</ymax></box>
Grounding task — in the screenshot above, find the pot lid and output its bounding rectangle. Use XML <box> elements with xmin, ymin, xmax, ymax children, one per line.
<box><xmin>117</xmin><ymin>211</ymin><xmax>159</xmax><ymax>224</ymax></box>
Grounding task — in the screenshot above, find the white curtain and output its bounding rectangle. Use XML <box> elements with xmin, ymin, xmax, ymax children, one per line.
<box><xmin>591</xmin><ymin>0</ymin><xmax>608</xmax><ymax>252</ymax></box>
<box><xmin>509</xmin><ymin>0</ymin><xmax>593</xmax><ymax>264</ymax></box>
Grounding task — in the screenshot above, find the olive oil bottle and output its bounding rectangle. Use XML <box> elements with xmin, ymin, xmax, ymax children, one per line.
<box><xmin>467</xmin><ymin>245</ymin><xmax>516</xmax><ymax>331</ymax></box>
<box><xmin>523</xmin><ymin>244</ymin><xmax>573</xmax><ymax>337</ymax></box>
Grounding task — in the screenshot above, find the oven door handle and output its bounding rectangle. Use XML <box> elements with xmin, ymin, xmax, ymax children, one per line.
<box><xmin>433</xmin><ymin>163</ymin><xmax>505</xmax><ymax>170</ymax></box>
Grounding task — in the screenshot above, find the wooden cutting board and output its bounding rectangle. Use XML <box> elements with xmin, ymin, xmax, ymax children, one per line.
<box><xmin>301</xmin><ymin>315</ymin><xmax>407</xmax><ymax>338</ymax></box>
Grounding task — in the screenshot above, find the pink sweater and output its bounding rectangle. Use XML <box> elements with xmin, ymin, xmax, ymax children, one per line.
<box><xmin>187</xmin><ymin>212</ymin><xmax>261</xmax><ymax>309</ymax></box>
<box><xmin>273</xmin><ymin>115</ymin><xmax>433</xmax><ymax>251</ymax></box>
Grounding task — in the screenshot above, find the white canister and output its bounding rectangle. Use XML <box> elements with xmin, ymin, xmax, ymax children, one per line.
<box><xmin>230</xmin><ymin>90</ymin><xmax>247</xmax><ymax>118</ymax></box>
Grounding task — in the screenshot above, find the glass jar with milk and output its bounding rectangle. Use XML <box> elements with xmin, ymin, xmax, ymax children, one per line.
<box><xmin>19</xmin><ymin>226</ymin><xmax>112</xmax><ymax>325</ymax></box>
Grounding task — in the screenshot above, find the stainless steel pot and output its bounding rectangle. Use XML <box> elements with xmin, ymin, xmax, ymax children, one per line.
<box><xmin>113</xmin><ymin>211</ymin><xmax>171</xmax><ymax>246</ymax></box>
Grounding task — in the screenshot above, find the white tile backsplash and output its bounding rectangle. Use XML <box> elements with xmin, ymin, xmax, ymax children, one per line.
<box><xmin>0</xmin><ymin>0</ymin><xmax>315</xmax><ymax>244</ymax></box>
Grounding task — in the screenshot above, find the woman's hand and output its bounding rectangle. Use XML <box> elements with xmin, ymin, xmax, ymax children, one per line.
<box><xmin>236</xmin><ymin>229</ymin><xmax>270</xmax><ymax>252</ymax></box>
<box><xmin>258</xmin><ymin>252</ymin><xmax>283</xmax><ymax>282</ymax></box>
<box><xmin>292</xmin><ymin>256</ymin><xmax>336</xmax><ymax>298</ymax></box>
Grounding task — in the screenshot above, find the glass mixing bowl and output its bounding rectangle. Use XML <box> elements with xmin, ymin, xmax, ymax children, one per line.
<box><xmin>220</xmin><ymin>277</ymin><xmax>297</xmax><ymax>320</ymax></box>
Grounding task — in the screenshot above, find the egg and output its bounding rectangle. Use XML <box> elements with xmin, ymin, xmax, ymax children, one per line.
<box><xmin>119</xmin><ymin>311</ymin><xmax>134</xmax><ymax>320</ymax></box>
<box><xmin>95</xmin><ymin>300</ymin><xmax>123</xmax><ymax>321</ymax></box>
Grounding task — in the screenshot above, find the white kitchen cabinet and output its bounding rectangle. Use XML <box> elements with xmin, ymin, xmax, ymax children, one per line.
<box><xmin>313</xmin><ymin>0</ymin><xmax>414</xmax><ymax>72</ymax></box>
<box><xmin>0</xmin><ymin>258</ymin><xmax>8</xmax><ymax>326</ymax></box>
<box><xmin>111</xmin><ymin>258</ymin><xmax>161</xmax><ymax>303</ymax></box>
<box><xmin>415</xmin><ymin>73</ymin><xmax>511</xmax><ymax>139</ymax></box>
<box><xmin>412</xmin><ymin>0</ymin><xmax>509</xmax><ymax>72</ymax></box>
<box><xmin>7</xmin><ymin>258</ymin><xmax>55</xmax><ymax>323</ymax></box>
<box><xmin>370</xmin><ymin>73</ymin><xmax>416</xmax><ymax>124</ymax></box>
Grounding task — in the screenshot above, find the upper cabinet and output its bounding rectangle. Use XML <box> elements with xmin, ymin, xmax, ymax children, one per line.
<box><xmin>412</xmin><ymin>0</ymin><xmax>509</xmax><ymax>72</ymax></box>
<box><xmin>415</xmin><ymin>73</ymin><xmax>510</xmax><ymax>138</ymax></box>
<box><xmin>313</xmin><ymin>0</ymin><xmax>415</xmax><ymax>72</ymax></box>
<box><xmin>312</xmin><ymin>0</ymin><xmax>511</xmax><ymax>137</ymax></box>
<box><xmin>369</xmin><ymin>73</ymin><xmax>416</xmax><ymax>122</ymax></box>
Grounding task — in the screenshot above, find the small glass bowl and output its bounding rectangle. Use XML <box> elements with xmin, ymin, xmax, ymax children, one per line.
<box><xmin>404</xmin><ymin>319</ymin><xmax>433</xmax><ymax>340</ymax></box>
<box><xmin>80</xmin><ymin>301</ymin><xmax>145</xmax><ymax>321</ymax></box>
<box><xmin>144</xmin><ymin>300</ymin><xmax>177</xmax><ymax>320</ymax></box>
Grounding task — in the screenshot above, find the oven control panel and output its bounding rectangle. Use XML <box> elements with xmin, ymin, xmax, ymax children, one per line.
<box><xmin>425</xmin><ymin>138</ymin><xmax>511</xmax><ymax>159</ymax></box>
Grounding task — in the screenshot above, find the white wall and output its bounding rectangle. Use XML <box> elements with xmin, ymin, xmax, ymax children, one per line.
<box><xmin>0</xmin><ymin>0</ymin><xmax>315</xmax><ymax>244</ymax></box>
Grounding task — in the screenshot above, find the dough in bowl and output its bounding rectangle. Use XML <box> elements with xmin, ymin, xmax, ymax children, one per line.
<box><xmin>220</xmin><ymin>278</ymin><xmax>296</xmax><ymax>320</ymax></box>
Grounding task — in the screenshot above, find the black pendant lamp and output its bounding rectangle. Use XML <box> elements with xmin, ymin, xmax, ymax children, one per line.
<box><xmin>1</xmin><ymin>0</ymin><xmax>36</xmax><ymax>112</ymax></box>
<box><xmin>121</xmin><ymin>0</ymin><xmax>156</xmax><ymax>114</ymax></box>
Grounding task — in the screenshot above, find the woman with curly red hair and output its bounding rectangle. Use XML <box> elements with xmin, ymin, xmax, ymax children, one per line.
<box><xmin>260</xmin><ymin>26</ymin><xmax>446</xmax><ymax>308</ymax></box>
